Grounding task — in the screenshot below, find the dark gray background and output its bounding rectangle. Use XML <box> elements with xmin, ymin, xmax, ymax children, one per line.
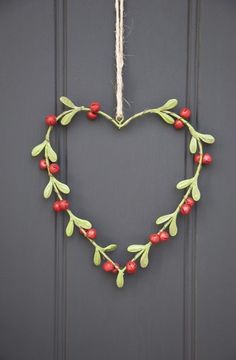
<box><xmin>0</xmin><ymin>0</ymin><xmax>235</xmax><ymax>359</ymax></box>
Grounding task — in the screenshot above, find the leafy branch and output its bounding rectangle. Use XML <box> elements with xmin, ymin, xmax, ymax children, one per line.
<box><xmin>32</xmin><ymin>122</ymin><xmax>122</xmax><ymax>284</ymax></box>
<box><xmin>121</xmin><ymin>102</ymin><xmax>215</xmax><ymax>275</ymax></box>
<box><xmin>155</xmin><ymin>139</ymin><xmax>203</xmax><ymax>236</ymax></box>
<box><xmin>127</xmin><ymin>243</ymin><xmax>152</xmax><ymax>268</ymax></box>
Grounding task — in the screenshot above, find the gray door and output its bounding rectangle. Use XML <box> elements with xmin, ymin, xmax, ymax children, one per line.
<box><xmin>0</xmin><ymin>1</ymin><xmax>235</xmax><ymax>360</ymax></box>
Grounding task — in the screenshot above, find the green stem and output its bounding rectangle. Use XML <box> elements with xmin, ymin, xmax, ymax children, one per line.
<box><xmin>79</xmin><ymin>107</ymin><xmax>121</xmax><ymax>128</ymax></box>
<box><xmin>164</xmin><ymin>110</ymin><xmax>196</xmax><ymax>133</ymax></box>
<box><xmin>119</xmin><ymin>109</ymin><xmax>157</xmax><ymax>128</ymax></box>
<box><xmin>56</xmin><ymin>109</ymin><xmax>73</xmax><ymax>121</ymax></box>
<box><xmin>45</xmin><ymin>126</ymin><xmax>53</xmax><ymax>142</ymax></box>
<box><xmin>75</xmin><ymin>107</ymin><xmax>160</xmax><ymax>129</ymax></box>
<box><xmin>87</xmin><ymin>238</ymin><xmax>119</xmax><ymax>269</ymax></box>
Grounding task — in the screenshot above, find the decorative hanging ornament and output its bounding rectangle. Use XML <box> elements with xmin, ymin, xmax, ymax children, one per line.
<box><xmin>31</xmin><ymin>0</ymin><xmax>215</xmax><ymax>288</ymax></box>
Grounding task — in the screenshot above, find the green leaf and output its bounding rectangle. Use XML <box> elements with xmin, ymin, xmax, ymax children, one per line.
<box><xmin>192</xmin><ymin>182</ymin><xmax>201</xmax><ymax>201</ymax></box>
<box><xmin>43</xmin><ymin>179</ymin><xmax>53</xmax><ymax>199</ymax></box>
<box><xmin>169</xmin><ymin>215</ymin><xmax>178</xmax><ymax>236</ymax></box>
<box><xmin>140</xmin><ymin>247</ymin><xmax>150</xmax><ymax>268</ymax></box>
<box><xmin>93</xmin><ymin>248</ymin><xmax>101</xmax><ymax>266</ymax></box>
<box><xmin>159</xmin><ymin>112</ymin><xmax>175</xmax><ymax>124</ymax></box>
<box><xmin>46</xmin><ymin>143</ymin><xmax>57</xmax><ymax>162</ymax></box>
<box><xmin>160</xmin><ymin>99</ymin><xmax>178</xmax><ymax>110</ymax></box>
<box><xmin>127</xmin><ymin>244</ymin><xmax>145</xmax><ymax>253</ymax></box>
<box><xmin>60</xmin><ymin>96</ymin><xmax>76</xmax><ymax>108</ymax></box>
<box><xmin>31</xmin><ymin>141</ymin><xmax>46</xmax><ymax>157</ymax></box>
<box><xmin>198</xmin><ymin>133</ymin><xmax>215</xmax><ymax>144</ymax></box>
<box><xmin>176</xmin><ymin>178</ymin><xmax>193</xmax><ymax>190</ymax></box>
<box><xmin>60</xmin><ymin>110</ymin><xmax>77</xmax><ymax>126</ymax></box>
<box><xmin>53</xmin><ymin>179</ymin><xmax>70</xmax><ymax>194</ymax></box>
<box><xmin>116</xmin><ymin>271</ymin><xmax>124</xmax><ymax>288</ymax></box>
<box><xmin>189</xmin><ymin>126</ymin><xmax>199</xmax><ymax>139</ymax></box>
<box><xmin>104</xmin><ymin>244</ymin><xmax>118</xmax><ymax>252</ymax></box>
<box><xmin>66</xmin><ymin>219</ymin><xmax>74</xmax><ymax>237</ymax></box>
<box><xmin>189</xmin><ymin>136</ymin><xmax>197</xmax><ymax>154</ymax></box>
<box><xmin>73</xmin><ymin>216</ymin><xmax>92</xmax><ymax>229</ymax></box>
<box><xmin>56</xmin><ymin>110</ymin><xmax>73</xmax><ymax>121</ymax></box>
<box><xmin>156</xmin><ymin>213</ymin><xmax>173</xmax><ymax>225</ymax></box>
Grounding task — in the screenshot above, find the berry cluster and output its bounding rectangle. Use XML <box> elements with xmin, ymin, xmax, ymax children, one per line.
<box><xmin>149</xmin><ymin>230</ymin><xmax>170</xmax><ymax>245</ymax></box>
<box><xmin>194</xmin><ymin>153</ymin><xmax>213</xmax><ymax>165</ymax></box>
<box><xmin>87</xmin><ymin>102</ymin><xmax>101</xmax><ymax>120</ymax></box>
<box><xmin>102</xmin><ymin>260</ymin><xmax>137</xmax><ymax>274</ymax></box>
<box><xmin>53</xmin><ymin>199</ymin><xmax>70</xmax><ymax>212</ymax></box>
<box><xmin>39</xmin><ymin>159</ymin><xmax>60</xmax><ymax>173</ymax></box>
<box><xmin>180</xmin><ymin>196</ymin><xmax>195</xmax><ymax>215</ymax></box>
<box><xmin>173</xmin><ymin>107</ymin><xmax>191</xmax><ymax>129</ymax></box>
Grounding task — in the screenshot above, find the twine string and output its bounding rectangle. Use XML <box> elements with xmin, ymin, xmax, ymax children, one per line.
<box><xmin>115</xmin><ymin>0</ymin><xmax>124</xmax><ymax>121</ymax></box>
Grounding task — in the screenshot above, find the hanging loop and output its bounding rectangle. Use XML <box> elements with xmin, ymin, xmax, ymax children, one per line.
<box><xmin>115</xmin><ymin>0</ymin><xmax>125</xmax><ymax>122</ymax></box>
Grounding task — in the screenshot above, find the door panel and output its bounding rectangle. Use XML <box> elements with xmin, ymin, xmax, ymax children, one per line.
<box><xmin>66</xmin><ymin>1</ymin><xmax>186</xmax><ymax>359</ymax></box>
<box><xmin>0</xmin><ymin>1</ymin><xmax>235</xmax><ymax>360</ymax></box>
<box><xmin>0</xmin><ymin>1</ymin><xmax>55</xmax><ymax>360</ymax></box>
<box><xmin>196</xmin><ymin>1</ymin><xmax>236</xmax><ymax>359</ymax></box>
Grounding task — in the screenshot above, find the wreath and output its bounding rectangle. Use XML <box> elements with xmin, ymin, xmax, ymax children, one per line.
<box><xmin>31</xmin><ymin>97</ymin><xmax>215</xmax><ymax>288</ymax></box>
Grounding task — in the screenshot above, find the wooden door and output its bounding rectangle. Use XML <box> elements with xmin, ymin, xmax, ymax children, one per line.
<box><xmin>0</xmin><ymin>1</ymin><xmax>235</xmax><ymax>359</ymax></box>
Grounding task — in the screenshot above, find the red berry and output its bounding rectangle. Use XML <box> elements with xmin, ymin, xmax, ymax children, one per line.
<box><xmin>79</xmin><ymin>228</ymin><xmax>86</xmax><ymax>236</ymax></box>
<box><xmin>102</xmin><ymin>261</ymin><xmax>114</xmax><ymax>272</ymax></box>
<box><xmin>180</xmin><ymin>203</ymin><xmax>192</xmax><ymax>215</ymax></box>
<box><xmin>86</xmin><ymin>228</ymin><xmax>97</xmax><ymax>239</ymax></box>
<box><xmin>174</xmin><ymin>119</ymin><xmax>184</xmax><ymax>129</ymax></box>
<box><xmin>194</xmin><ymin>153</ymin><xmax>201</xmax><ymax>164</ymax></box>
<box><xmin>185</xmin><ymin>197</ymin><xmax>195</xmax><ymax>207</ymax></box>
<box><xmin>39</xmin><ymin>159</ymin><xmax>47</xmax><ymax>170</ymax></box>
<box><xmin>112</xmin><ymin>263</ymin><xmax>120</xmax><ymax>273</ymax></box>
<box><xmin>126</xmin><ymin>261</ymin><xmax>137</xmax><ymax>274</ymax></box>
<box><xmin>90</xmin><ymin>102</ymin><xmax>101</xmax><ymax>113</ymax></box>
<box><xmin>87</xmin><ymin>111</ymin><xmax>97</xmax><ymax>120</ymax></box>
<box><xmin>202</xmin><ymin>153</ymin><xmax>213</xmax><ymax>165</ymax></box>
<box><xmin>179</xmin><ymin>107</ymin><xmax>191</xmax><ymax>119</ymax></box>
<box><xmin>53</xmin><ymin>201</ymin><xmax>61</xmax><ymax>212</ymax></box>
<box><xmin>45</xmin><ymin>114</ymin><xmax>57</xmax><ymax>126</ymax></box>
<box><xmin>149</xmin><ymin>233</ymin><xmax>160</xmax><ymax>245</ymax></box>
<box><xmin>59</xmin><ymin>200</ymin><xmax>69</xmax><ymax>211</ymax></box>
<box><xmin>159</xmin><ymin>231</ymin><xmax>170</xmax><ymax>242</ymax></box>
<box><xmin>49</xmin><ymin>163</ymin><xmax>60</xmax><ymax>174</ymax></box>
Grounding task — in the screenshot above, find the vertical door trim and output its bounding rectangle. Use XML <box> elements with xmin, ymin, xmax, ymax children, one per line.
<box><xmin>53</xmin><ymin>0</ymin><xmax>68</xmax><ymax>359</ymax></box>
<box><xmin>183</xmin><ymin>0</ymin><xmax>201</xmax><ymax>359</ymax></box>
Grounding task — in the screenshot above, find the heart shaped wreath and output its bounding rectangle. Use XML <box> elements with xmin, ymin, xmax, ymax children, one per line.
<box><xmin>31</xmin><ymin>97</ymin><xmax>215</xmax><ymax>288</ymax></box>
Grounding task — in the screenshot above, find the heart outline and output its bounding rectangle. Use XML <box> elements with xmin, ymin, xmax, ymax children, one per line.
<box><xmin>32</xmin><ymin>97</ymin><xmax>215</xmax><ymax>288</ymax></box>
